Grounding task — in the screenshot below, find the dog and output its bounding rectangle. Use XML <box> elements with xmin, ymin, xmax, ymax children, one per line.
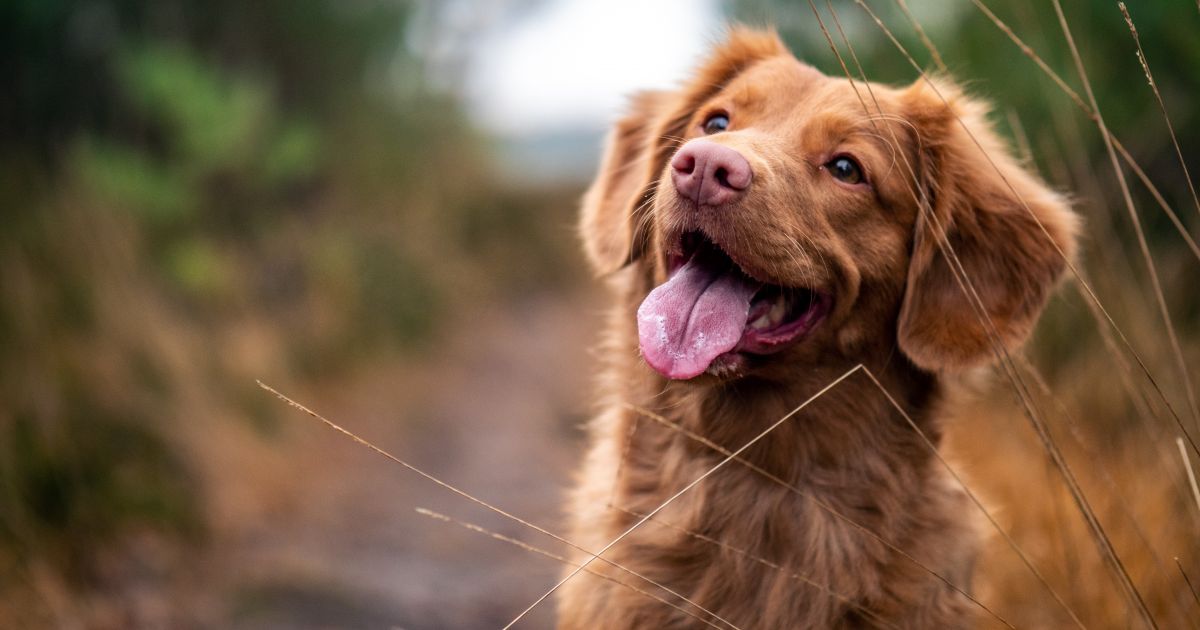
<box><xmin>558</xmin><ymin>27</ymin><xmax>1077</xmax><ymax>629</ymax></box>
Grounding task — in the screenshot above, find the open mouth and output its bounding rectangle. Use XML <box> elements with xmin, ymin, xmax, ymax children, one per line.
<box><xmin>636</xmin><ymin>231</ymin><xmax>832</xmax><ymax>380</ymax></box>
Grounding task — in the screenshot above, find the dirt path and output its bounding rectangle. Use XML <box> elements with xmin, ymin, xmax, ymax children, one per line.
<box><xmin>224</xmin><ymin>290</ymin><xmax>602</xmax><ymax>629</ymax></box>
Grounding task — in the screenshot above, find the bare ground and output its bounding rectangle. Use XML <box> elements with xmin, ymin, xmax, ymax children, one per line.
<box><xmin>214</xmin><ymin>290</ymin><xmax>602</xmax><ymax>629</ymax></box>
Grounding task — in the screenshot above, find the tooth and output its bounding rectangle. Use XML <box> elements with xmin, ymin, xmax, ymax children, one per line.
<box><xmin>750</xmin><ymin>313</ymin><xmax>771</xmax><ymax>329</ymax></box>
<box><xmin>768</xmin><ymin>298</ymin><xmax>787</xmax><ymax>324</ymax></box>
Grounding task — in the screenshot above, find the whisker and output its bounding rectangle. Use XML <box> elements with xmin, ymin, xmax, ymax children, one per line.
<box><xmin>849</xmin><ymin>129</ymin><xmax>900</xmax><ymax>179</ymax></box>
<box><xmin>601</xmin><ymin>143</ymin><xmax>656</xmax><ymax>181</ymax></box>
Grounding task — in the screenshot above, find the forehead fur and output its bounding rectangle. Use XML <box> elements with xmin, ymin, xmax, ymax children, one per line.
<box><xmin>689</xmin><ymin>27</ymin><xmax>789</xmax><ymax>93</ymax></box>
<box><xmin>655</xmin><ymin>28</ymin><xmax>789</xmax><ymax>141</ymax></box>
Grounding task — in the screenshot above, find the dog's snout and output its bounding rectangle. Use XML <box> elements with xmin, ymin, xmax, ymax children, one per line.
<box><xmin>671</xmin><ymin>139</ymin><xmax>752</xmax><ymax>207</ymax></box>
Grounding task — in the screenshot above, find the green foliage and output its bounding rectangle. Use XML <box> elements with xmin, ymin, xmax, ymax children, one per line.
<box><xmin>115</xmin><ymin>44</ymin><xmax>320</xmax><ymax>189</ymax></box>
<box><xmin>76</xmin><ymin>43</ymin><xmax>323</xmax><ymax>238</ymax></box>
<box><xmin>164</xmin><ymin>236</ymin><xmax>233</xmax><ymax>300</ymax></box>
<box><xmin>120</xmin><ymin>46</ymin><xmax>272</xmax><ymax>173</ymax></box>
<box><xmin>263</xmin><ymin>121</ymin><xmax>320</xmax><ymax>186</ymax></box>
<box><xmin>353</xmin><ymin>239</ymin><xmax>442</xmax><ymax>352</ymax></box>
<box><xmin>66</xmin><ymin>42</ymin><xmax>326</xmax><ymax>312</ymax></box>
<box><xmin>0</xmin><ymin>0</ymin><xmax>450</xmax><ymax>607</ymax></box>
<box><xmin>75</xmin><ymin>138</ymin><xmax>193</xmax><ymax>225</ymax></box>
<box><xmin>1</xmin><ymin>400</ymin><xmax>202</xmax><ymax>579</ymax></box>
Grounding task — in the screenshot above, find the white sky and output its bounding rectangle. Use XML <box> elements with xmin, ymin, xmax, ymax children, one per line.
<box><xmin>465</xmin><ymin>0</ymin><xmax>720</xmax><ymax>137</ymax></box>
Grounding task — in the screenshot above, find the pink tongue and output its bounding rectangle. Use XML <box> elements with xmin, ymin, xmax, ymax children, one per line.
<box><xmin>637</xmin><ymin>254</ymin><xmax>760</xmax><ymax>380</ymax></box>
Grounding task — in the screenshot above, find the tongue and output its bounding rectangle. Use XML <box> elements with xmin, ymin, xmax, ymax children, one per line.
<box><xmin>637</xmin><ymin>252</ymin><xmax>760</xmax><ymax>380</ymax></box>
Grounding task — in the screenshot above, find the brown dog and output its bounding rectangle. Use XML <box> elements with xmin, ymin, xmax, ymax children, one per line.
<box><xmin>559</xmin><ymin>28</ymin><xmax>1077</xmax><ymax>629</ymax></box>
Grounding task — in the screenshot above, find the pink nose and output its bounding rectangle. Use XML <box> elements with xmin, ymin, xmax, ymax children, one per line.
<box><xmin>670</xmin><ymin>139</ymin><xmax>752</xmax><ymax>207</ymax></box>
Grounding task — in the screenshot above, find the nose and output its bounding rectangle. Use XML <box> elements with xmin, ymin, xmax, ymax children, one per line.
<box><xmin>670</xmin><ymin>139</ymin><xmax>753</xmax><ymax>207</ymax></box>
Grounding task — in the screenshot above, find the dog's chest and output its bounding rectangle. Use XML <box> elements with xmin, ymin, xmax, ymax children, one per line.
<box><xmin>610</xmin><ymin>455</ymin><xmax>900</xmax><ymax>627</ymax></box>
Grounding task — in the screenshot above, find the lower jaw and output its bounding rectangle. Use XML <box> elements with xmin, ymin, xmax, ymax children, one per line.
<box><xmin>705</xmin><ymin>352</ymin><xmax>750</xmax><ymax>378</ymax></box>
<box><xmin>704</xmin><ymin>321</ymin><xmax>829</xmax><ymax>378</ymax></box>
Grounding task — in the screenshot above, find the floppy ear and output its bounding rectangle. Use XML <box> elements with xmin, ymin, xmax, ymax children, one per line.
<box><xmin>897</xmin><ymin>80</ymin><xmax>1079</xmax><ymax>371</ymax></box>
<box><xmin>579</xmin><ymin>91</ymin><xmax>671</xmax><ymax>274</ymax></box>
<box><xmin>579</xmin><ymin>27</ymin><xmax>788</xmax><ymax>275</ymax></box>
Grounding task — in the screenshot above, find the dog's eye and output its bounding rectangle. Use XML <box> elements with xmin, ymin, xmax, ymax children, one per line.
<box><xmin>826</xmin><ymin>156</ymin><xmax>864</xmax><ymax>185</ymax></box>
<box><xmin>702</xmin><ymin>113</ymin><xmax>729</xmax><ymax>135</ymax></box>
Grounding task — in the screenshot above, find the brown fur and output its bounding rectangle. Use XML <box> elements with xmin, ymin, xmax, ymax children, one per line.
<box><xmin>561</xmin><ymin>28</ymin><xmax>1077</xmax><ymax>629</ymax></box>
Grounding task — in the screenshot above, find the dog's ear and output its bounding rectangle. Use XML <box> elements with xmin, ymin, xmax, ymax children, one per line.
<box><xmin>897</xmin><ymin>80</ymin><xmax>1079</xmax><ymax>371</ymax></box>
<box><xmin>579</xmin><ymin>27</ymin><xmax>787</xmax><ymax>275</ymax></box>
<box><xmin>579</xmin><ymin>91</ymin><xmax>671</xmax><ymax>275</ymax></box>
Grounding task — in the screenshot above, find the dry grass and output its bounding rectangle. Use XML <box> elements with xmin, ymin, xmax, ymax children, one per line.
<box><xmin>948</xmin><ymin>366</ymin><xmax>1199</xmax><ymax>628</ymax></box>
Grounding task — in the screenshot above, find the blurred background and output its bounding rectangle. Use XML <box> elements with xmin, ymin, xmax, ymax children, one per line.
<box><xmin>1</xmin><ymin>0</ymin><xmax>1197</xmax><ymax>628</ymax></box>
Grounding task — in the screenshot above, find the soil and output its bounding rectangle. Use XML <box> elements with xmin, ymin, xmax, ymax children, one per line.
<box><xmin>221</xmin><ymin>290</ymin><xmax>602</xmax><ymax>629</ymax></box>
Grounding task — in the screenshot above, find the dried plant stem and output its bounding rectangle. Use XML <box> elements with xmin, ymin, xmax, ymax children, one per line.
<box><xmin>1053</xmin><ymin>3</ymin><xmax>1198</xmax><ymax>441</ymax></box>
<box><xmin>1050</xmin><ymin>2</ymin><xmax>1163</xmax><ymax>625</ymax></box>
<box><xmin>859</xmin><ymin>0</ymin><xmax>1197</xmax><ymax>466</ymax></box>
<box><xmin>857</xmin><ymin>367</ymin><xmax>1085</xmax><ymax>628</ymax></box>
<box><xmin>502</xmin><ymin>366</ymin><xmax>864</xmax><ymax>629</ymax></box>
<box><xmin>893</xmin><ymin>0</ymin><xmax>946</xmax><ymax>72</ymax></box>
<box><xmin>609</xmin><ymin>504</ymin><xmax>905</xmax><ymax>630</ymax></box>
<box><xmin>1118</xmin><ymin>3</ymin><xmax>1200</xmax><ymax>223</ymax></box>
<box><xmin>413</xmin><ymin>508</ymin><xmax>730</xmax><ymax>630</ymax></box>
<box><xmin>1006</xmin><ymin>109</ymin><xmax>1034</xmax><ymax>165</ymax></box>
<box><xmin>1178</xmin><ymin>558</ymin><xmax>1200</xmax><ymax>608</ymax></box>
<box><xmin>255</xmin><ymin>380</ymin><xmax>740</xmax><ymax>630</ymax></box>
<box><xmin>970</xmin><ymin>0</ymin><xmax>1200</xmax><ymax>267</ymax></box>
<box><xmin>803</xmin><ymin>10</ymin><xmax>1081</xmax><ymax>624</ymax></box>
<box><xmin>1018</xmin><ymin>354</ymin><xmax>1197</xmax><ymax>628</ymax></box>
<box><xmin>623</xmin><ymin>402</ymin><xmax>1013</xmax><ymax>628</ymax></box>
<box><xmin>1179</xmin><ymin>438</ymin><xmax>1200</xmax><ymax>516</ymax></box>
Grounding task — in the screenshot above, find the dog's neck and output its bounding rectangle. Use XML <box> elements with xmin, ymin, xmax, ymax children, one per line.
<box><xmin>629</xmin><ymin>356</ymin><xmax>940</xmax><ymax>485</ymax></box>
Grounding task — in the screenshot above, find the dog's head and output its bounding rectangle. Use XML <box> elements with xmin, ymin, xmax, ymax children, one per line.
<box><xmin>581</xmin><ymin>28</ymin><xmax>1077</xmax><ymax>381</ymax></box>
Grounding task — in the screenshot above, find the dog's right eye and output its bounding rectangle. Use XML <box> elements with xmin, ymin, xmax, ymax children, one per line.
<box><xmin>826</xmin><ymin>156</ymin><xmax>865</xmax><ymax>185</ymax></box>
<box><xmin>702</xmin><ymin>113</ymin><xmax>730</xmax><ymax>135</ymax></box>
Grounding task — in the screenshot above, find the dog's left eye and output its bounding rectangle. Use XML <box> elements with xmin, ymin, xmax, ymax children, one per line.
<box><xmin>826</xmin><ymin>156</ymin><xmax>864</xmax><ymax>185</ymax></box>
<box><xmin>702</xmin><ymin>114</ymin><xmax>729</xmax><ymax>135</ymax></box>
